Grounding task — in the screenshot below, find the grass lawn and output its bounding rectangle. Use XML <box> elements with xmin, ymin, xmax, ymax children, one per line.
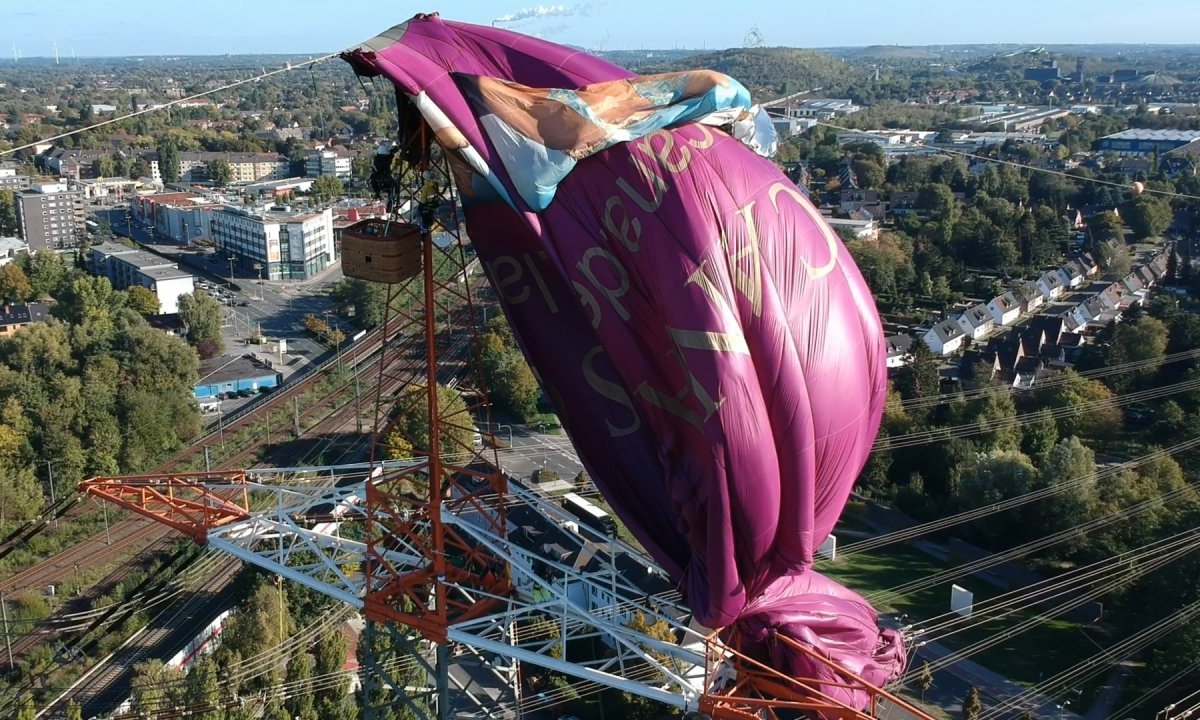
<box><xmin>819</xmin><ymin>533</ymin><xmax>1104</xmax><ymax>693</ymax></box>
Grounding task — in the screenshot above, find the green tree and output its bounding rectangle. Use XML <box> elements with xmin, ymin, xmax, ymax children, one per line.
<box><xmin>0</xmin><ymin>189</ymin><xmax>17</xmax><ymax>237</ymax></box>
<box><xmin>158</xmin><ymin>140</ymin><xmax>181</xmax><ymax>183</ymax></box>
<box><xmin>15</xmin><ymin>697</ymin><xmax>35</xmax><ymax>720</ymax></box>
<box><xmin>178</xmin><ymin>291</ymin><xmax>224</xmax><ymax>350</ymax></box>
<box><xmin>1020</xmin><ymin>407</ymin><xmax>1058</xmax><ymax>461</ymax></box>
<box><xmin>393</xmin><ymin>384</ymin><xmax>473</xmax><ymax>456</ymax></box>
<box><xmin>286</xmin><ymin>650</ymin><xmax>316</xmax><ymax>720</ymax></box>
<box><xmin>1091</xmin><ymin>211</ymin><xmax>1125</xmax><ymax>246</ymax></box>
<box><xmin>1032</xmin><ymin>369</ymin><xmax>1121</xmax><ymax>440</ymax></box>
<box><xmin>1126</xmin><ymin>195</ymin><xmax>1173</xmax><ymax>240</ymax></box>
<box><xmin>962</xmin><ymin>687</ymin><xmax>982</xmax><ymax>720</ymax></box>
<box><xmin>954</xmin><ymin>450</ymin><xmax>1038</xmax><ymax>546</ymax></box>
<box><xmin>894</xmin><ymin>338</ymin><xmax>940</xmax><ymax>403</ymax></box>
<box><xmin>1096</xmin><ymin>238</ymin><xmax>1132</xmax><ymax>277</ymax></box>
<box><xmin>0</xmin><ymin>263</ymin><xmax>32</xmax><ymax>302</ymax></box>
<box><xmin>915</xmin><ymin>661</ymin><xmax>934</xmax><ymax>701</ymax></box>
<box><xmin>21</xmin><ymin>250</ymin><xmax>67</xmax><ymax>298</ymax></box>
<box><xmin>65</xmin><ymin>701</ymin><xmax>82</xmax><ymax>720</ymax></box>
<box><xmin>184</xmin><ymin>656</ymin><xmax>224</xmax><ymax>720</ymax></box>
<box><xmin>207</xmin><ymin>158</ymin><xmax>233</xmax><ymax>187</ymax></box>
<box><xmin>312</xmin><ymin>175</ymin><xmax>345</xmax><ymax>204</ymax></box>
<box><xmin>1104</xmin><ymin>315</ymin><xmax>1169</xmax><ymax>391</ymax></box>
<box><xmin>126</xmin><ymin>285</ymin><xmax>161</xmax><ymax>315</ymax></box>
<box><xmin>314</xmin><ymin>628</ymin><xmax>350</xmax><ymax>705</ymax></box>
<box><xmin>329</xmin><ymin>279</ymin><xmax>385</xmax><ymax>329</ymax></box>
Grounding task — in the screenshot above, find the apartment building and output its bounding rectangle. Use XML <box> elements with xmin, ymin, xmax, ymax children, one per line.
<box><xmin>16</xmin><ymin>182</ymin><xmax>86</xmax><ymax>251</ymax></box>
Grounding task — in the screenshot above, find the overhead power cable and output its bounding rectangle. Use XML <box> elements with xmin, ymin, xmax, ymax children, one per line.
<box><xmin>0</xmin><ymin>54</ymin><xmax>342</xmax><ymax>159</ymax></box>
<box><xmin>841</xmin><ymin>435</ymin><xmax>1200</xmax><ymax>556</ymax></box>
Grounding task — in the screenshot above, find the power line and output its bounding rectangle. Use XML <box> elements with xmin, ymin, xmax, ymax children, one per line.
<box><xmin>867</xmin><ymin>480</ymin><xmax>1200</xmax><ymax>606</ymax></box>
<box><xmin>807</xmin><ymin>116</ymin><xmax>1200</xmax><ymax>204</ymax></box>
<box><xmin>840</xmin><ymin>435</ymin><xmax>1200</xmax><ymax>556</ymax></box>
<box><xmin>0</xmin><ymin>53</ymin><xmax>341</xmax><ymax>159</ymax></box>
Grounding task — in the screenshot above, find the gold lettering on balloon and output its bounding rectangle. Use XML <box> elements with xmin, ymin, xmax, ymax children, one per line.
<box><xmin>582</xmin><ymin>346</ymin><xmax>640</xmax><ymax>437</ymax></box>
<box><xmin>572</xmin><ymin>280</ymin><xmax>602</xmax><ymax>329</ymax></box>
<box><xmin>603</xmin><ymin>196</ymin><xmax>642</xmax><ymax>252</ymax></box>
<box><xmin>488</xmin><ymin>256</ymin><xmax>530</xmax><ymax>306</ymax></box>
<box><xmin>576</xmin><ymin>247</ymin><xmax>632</xmax><ymax>323</ymax></box>
<box><xmin>522</xmin><ymin>251</ymin><xmax>559</xmax><ymax>313</ymax></box>
<box><xmin>619</xmin><ymin>143</ymin><xmax>668</xmax><ymax>214</ymax></box>
<box><xmin>635</xmin><ymin>340</ymin><xmax>727</xmax><ymax>429</ymax></box>
<box><xmin>651</xmin><ymin>130</ymin><xmax>694</xmax><ymax>174</ymax></box>
<box><xmin>686</xmin><ymin>124</ymin><xmax>715</xmax><ymax>150</ymax></box>
<box><xmin>769</xmin><ymin>182</ymin><xmax>838</xmax><ymax>280</ymax></box>
<box><xmin>721</xmin><ymin>203</ymin><xmax>764</xmax><ymax>318</ymax></box>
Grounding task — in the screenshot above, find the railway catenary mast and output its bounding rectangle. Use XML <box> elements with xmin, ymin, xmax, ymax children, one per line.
<box><xmin>79</xmin><ymin>21</ymin><xmax>936</xmax><ymax>720</ymax></box>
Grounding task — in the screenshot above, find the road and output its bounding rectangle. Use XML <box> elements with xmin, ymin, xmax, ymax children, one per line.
<box><xmin>94</xmin><ymin>205</ymin><xmax>346</xmax><ymax>379</ymax></box>
<box><xmin>489</xmin><ymin>425</ymin><xmax>583</xmax><ymax>484</ymax></box>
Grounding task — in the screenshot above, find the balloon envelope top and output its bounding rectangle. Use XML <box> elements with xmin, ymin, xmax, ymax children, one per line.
<box><xmin>344</xmin><ymin>13</ymin><xmax>905</xmax><ymax>705</ymax></box>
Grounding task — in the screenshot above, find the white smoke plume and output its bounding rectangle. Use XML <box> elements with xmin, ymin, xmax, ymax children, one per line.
<box><xmin>493</xmin><ymin>4</ymin><xmax>577</xmax><ymax>24</ymax></box>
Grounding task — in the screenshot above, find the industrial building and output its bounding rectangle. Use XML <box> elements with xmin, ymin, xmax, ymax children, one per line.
<box><xmin>1097</xmin><ymin>129</ymin><xmax>1200</xmax><ymax>156</ymax></box>
<box><xmin>209</xmin><ymin>205</ymin><xmax>335</xmax><ymax>281</ymax></box>
<box><xmin>16</xmin><ymin>181</ymin><xmax>86</xmax><ymax>251</ymax></box>
<box><xmin>89</xmin><ymin>241</ymin><xmax>195</xmax><ymax>314</ymax></box>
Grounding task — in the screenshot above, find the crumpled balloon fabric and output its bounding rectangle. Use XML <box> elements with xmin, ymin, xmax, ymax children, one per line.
<box><xmin>344</xmin><ymin>13</ymin><xmax>905</xmax><ymax>706</ymax></box>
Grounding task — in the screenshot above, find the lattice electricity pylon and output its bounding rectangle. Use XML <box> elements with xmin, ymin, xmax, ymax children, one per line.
<box><xmin>79</xmin><ymin>461</ymin><xmax>935</xmax><ymax>720</ymax></box>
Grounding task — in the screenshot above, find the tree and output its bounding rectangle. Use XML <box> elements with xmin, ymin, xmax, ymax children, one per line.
<box><xmin>314</xmin><ymin>627</ymin><xmax>350</xmax><ymax>704</ymax></box>
<box><xmin>312</xmin><ymin>175</ymin><xmax>345</xmax><ymax>205</ymax></box>
<box><xmin>1091</xmin><ymin>212</ymin><xmax>1125</xmax><ymax>246</ymax></box>
<box><xmin>178</xmin><ymin>291</ymin><xmax>223</xmax><ymax>350</ymax></box>
<box><xmin>393</xmin><ymin>384</ymin><xmax>473</xmax><ymax>455</ymax></box>
<box><xmin>894</xmin><ymin>338</ymin><xmax>940</xmax><ymax>403</ymax></box>
<box><xmin>329</xmin><ymin>279</ymin><xmax>385</xmax><ymax>329</ymax></box>
<box><xmin>184</xmin><ymin>656</ymin><xmax>224</xmax><ymax>720</ymax></box>
<box><xmin>962</xmin><ymin>687</ymin><xmax>982</xmax><ymax>720</ymax></box>
<box><xmin>0</xmin><ymin>264</ymin><xmax>32</xmax><ymax>302</ymax></box>
<box><xmin>1126</xmin><ymin>195</ymin><xmax>1173</xmax><ymax>240</ymax></box>
<box><xmin>915</xmin><ymin>661</ymin><xmax>934</xmax><ymax>701</ymax></box>
<box><xmin>126</xmin><ymin>285</ymin><xmax>161</xmax><ymax>315</ymax></box>
<box><xmin>65</xmin><ymin>701</ymin><xmax>82</xmax><ymax>720</ymax></box>
<box><xmin>158</xmin><ymin>140</ymin><xmax>181</xmax><ymax>183</ymax></box>
<box><xmin>384</xmin><ymin>430</ymin><xmax>413</xmax><ymax>460</ymax></box>
<box><xmin>1096</xmin><ymin>238</ymin><xmax>1132</xmax><ymax>277</ymax></box>
<box><xmin>21</xmin><ymin>250</ymin><xmax>67</xmax><ymax>298</ymax></box>
<box><xmin>1020</xmin><ymin>407</ymin><xmax>1058</xmax><ymax>461</ymax></box>
<box><xmin>15</xmin><ymin>697</ymin><xmax>35</xmax><ymax>720</ymax></box>
<box><xmin>1032</xmin><ymin>369</ymin><xmax>1121</xmax><ymax>441</ymax></box>
<box><xmin>1104</xmin><ymin>315</ymin><xmax>1168</xmax><ymax>391</ymax></box>
<box><xmin>0</xmin><ymin>189</ymin><xmax>17</xmax><ymax>237</ymax></box>
<box><xmin>286</xmin><ymin>650</ymin><xmax>316</xmax><ymax>720</ymax></box>
<box><xmin>207</xmin><ymin>158</ymin><xmax>233</xmax><ymax>187</ymax></box>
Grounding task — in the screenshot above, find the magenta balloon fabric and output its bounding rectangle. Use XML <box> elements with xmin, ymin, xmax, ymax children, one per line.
<box><xmin>345</xmin><ymin>13</ymin><xmax>906</xmax><ymax>706</ymax></box>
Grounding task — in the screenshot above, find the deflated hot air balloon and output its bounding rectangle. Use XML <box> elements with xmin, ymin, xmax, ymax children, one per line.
<box><xmin>344</xmin><ymin>13</ymin><xmax>905</xmax><ymax>707</ymax></box>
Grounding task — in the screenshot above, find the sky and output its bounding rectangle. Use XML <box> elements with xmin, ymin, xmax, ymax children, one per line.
<box><xmin>5</xmin><ymin>0</ymin><xmax>1200</xmax><ymax>57</ymax></box>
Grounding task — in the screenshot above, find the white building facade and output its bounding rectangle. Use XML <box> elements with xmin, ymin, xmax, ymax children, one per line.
<box><xmin>210</xmin><ymin>206</ymin><xmax>335</xmax><ymax>281</ymax></box>
<box><xmin>89</xmin><ymin>242</ymin><xmax>195</xmax><ymax>314</ymax></box>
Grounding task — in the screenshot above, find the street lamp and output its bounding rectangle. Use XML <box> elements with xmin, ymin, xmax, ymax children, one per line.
<box><xmin>495</xmin><ymin>423</ymin><xmax>513</xmax><ymax>447</ymax></box>
<box><xmin>227</xmin><ymin>256</ymin><xmax>235</xmax><ymax>287</ymax></box>
<box><xmin>254</xmin><ymin>262</ymin><xmax>265</xmax><ymax>301</ymax></box>
<box><xmin>1159</xmin><ymin>705</ymin><xmax>1179</xmax><ymax>720</ymax></box>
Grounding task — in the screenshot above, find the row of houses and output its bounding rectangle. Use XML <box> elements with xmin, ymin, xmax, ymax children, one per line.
<box><xmin>909</xmin><ymin>252</ymin><xmax>1168</xmax><ymax>362</ymax></box>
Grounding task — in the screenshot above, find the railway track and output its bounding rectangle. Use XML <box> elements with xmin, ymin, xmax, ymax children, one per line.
<box><xmin>42</xmin><ymin>308</ymin><xmax>483</xmax><ymax>718</ymax></box>
<box><xmin>0</xmin><ymin>330</ymin><xmax>388</xmax><ymax>592</ymax></box>
<box><xmin>12</xmin><ymin>269</ymin><xmax>487</xmax><ymax>716</ymax></box>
